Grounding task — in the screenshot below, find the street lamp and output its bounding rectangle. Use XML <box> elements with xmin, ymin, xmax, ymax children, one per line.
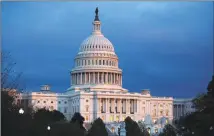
<box><xmin>19</xmin><ymin>108</ymin><xmax>24</xmax><ymax>114</ymax></box>
<box><xmin>47</xmin><ymin>126</ymin><xmax>51</xmax><ymax>131</ymax></box>
<box><xmin>192</xmin><ymin>132</ymin><xmax>194</xmax><ymax>135</ymax></box>
<box><xmin>47</xmin><ymin>125</ymin><xmax>51</xmax><ymax>136</ymax></box>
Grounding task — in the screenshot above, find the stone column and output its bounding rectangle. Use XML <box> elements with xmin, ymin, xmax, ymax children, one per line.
<box><xmin>104</xmin><ymin>98</ymin><xmax>106</xmax><ymax>113</ymax></box>
<box><xmin>114</xmin><ymin>73</ymin><xmax>116</xmax><ymax>84</ymax></box>
<box><xmin>88</xmin><ymin>72</ymin><xmax>91</xmax><ymax>84</ymax></box>
<box><xmin>76</xmin><ymin>73</ymin><xmax>78</xmax><ymax>85</ymax></box>
<box><xmin>106</xmin><ymin>98</ymin><xmax>109</xmax><ymax>113</ymax></box>
<box><xmin>105</xmin><ymin>73</ymin><xmax>107</xmax><ymax>84</ymax></box>
<box><xmin>118</xmin><ymin>74</ymin><xmax>120</xmax><ymax>85</ymax></box>
<box><xmin>121</xmin><ymin>75</ymin><xmax>123</xmax><ymax>86</ymax></box>
<box><xmin>126</xmin><ymin>99</ymin><xmax>129</xmax><ymax>114</ymax></box>
<box><xmin>108</xmin><ymin>73</ymin><xmax>110</xmax><ymax>84</ymax></box>
<box><xmin>78</xmin><ymin>73</ymin><xmax>80</xmax><ymax>85</ymax></box>
<box><xmin>137</xmin><ymin>100</ymin><xmax>140</xmax><ymax>114</ymax></box>
<box><xmin>119</xmin><ymin>99</ymin><xmax>121</xmax><ymax>113</ymax></box>
<box><xmin>93</xmin><ymin>72</ymin><xmax>95</xmax><ymax>84</ymax></box>
<box><xmin>84</xmin><ymin>72</ymin><xmax>87</xmax><ymax>84</ymax></box>
<box><xmin>80</xmin><ymin>72</ymin><xmax>82</xmax><ymax>84</ymax></box>
<box><xmin>98</xmin><ymin>72</ymin><xmax>99</xmax><ymax>84</ymax></box>
<box><xmin>75</xmin><ymin>73</ymin><xmax>77</xmax><ymax>85</ymax></box>
<box><xmin>112</xmin><ymin>73</ymin><xmax>114</xmax><ymax>84</ymax></box>
<box><xmin>74</xmin><ymin>74</ymin><xmax>76</xmax><ymax>85</ymax></box>
<box><xmin>117</xmin><ymin>73</ymin><xmax>118</xmax><ymax>85</ymax></box>
<box><xmin>102</xmin><ymin>72</ymin><xmax>104</xmax><ymax>84</ymax></box>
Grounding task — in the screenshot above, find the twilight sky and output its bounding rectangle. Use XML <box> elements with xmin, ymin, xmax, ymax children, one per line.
<box><xmin>2</xmin><ymin>2</ymin><xmax>213</xmax><ymax>98</ymax></box>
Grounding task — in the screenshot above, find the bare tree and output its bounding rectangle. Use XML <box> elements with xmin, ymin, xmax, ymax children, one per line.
<box><xmin>1</xmin><ymin>51</ymin><xmax>24</xmax><ymax>92</ymax></box>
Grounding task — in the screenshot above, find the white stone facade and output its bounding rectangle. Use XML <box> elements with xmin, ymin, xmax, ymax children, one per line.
<box><xmin>173</xmin><ymin>98</ymin><xmax>196</xmax><ymax>120</ymax></box>
<box><xmin>15</xmin><ymin>10</ymin><xmax>195</xmax><ymax>123</ymax></box>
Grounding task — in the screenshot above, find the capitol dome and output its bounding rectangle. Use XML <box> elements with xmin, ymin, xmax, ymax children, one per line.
<box><xmin>79</xmin><ymin>35</ymin><xmax>115</xmax><ymax>53</ymax></box>
<box><xmin>68</xmin><ymin>8</ymin><xmax>127</xmax><ymax>93</ymax></box>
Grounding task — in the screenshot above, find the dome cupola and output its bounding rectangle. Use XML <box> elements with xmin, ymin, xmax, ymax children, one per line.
<box><xmin>68</xmin><ymin>8</ymin><xmax>127</xmax><ymax>93</ymax></box>
<box><xmin>79</xmin><ymin>7</ymin><xmax>115</xmax><ymax>53</ymax></box>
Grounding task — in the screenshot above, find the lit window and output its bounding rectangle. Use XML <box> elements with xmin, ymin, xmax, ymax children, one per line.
<box><xmin>85</xmin><ymin>116</ymin><xmax>89</xmax><ymax>121</ymax></box>
<box><xmin>101</xmin><ymin>116</ymin><xmax>105</xmax><ymax>121</ymax></box>
<box><xmin>110</xmin><ymin>115</ymin><xmax>114</xmax><ymax>122</ymax></box>
<box><xmin>116</xmin><ymin>116</ymin><xmax>119</xmax><ymax>121</ymax></box>
<box><xmin>50</xmin><ymin>106</ymin><xmax>54</xmax><ymax>111</ymax></box>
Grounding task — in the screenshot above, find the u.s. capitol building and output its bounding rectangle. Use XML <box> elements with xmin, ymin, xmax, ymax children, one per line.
<box><xmin>16</xmin><ymin>8</ymin><xmax>195</xmax><ymax>124</ymax></box>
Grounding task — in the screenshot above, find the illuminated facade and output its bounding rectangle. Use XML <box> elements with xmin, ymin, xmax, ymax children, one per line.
<box><xmin>16</xmin><ymin>9</ymin><xmax>195</xmax><ymax>124</ymax></box>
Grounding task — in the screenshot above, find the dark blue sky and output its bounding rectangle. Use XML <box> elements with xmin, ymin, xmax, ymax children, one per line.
<box><xmin>2</xmin><ymin>2</ymin><xmax>213</xmax><ymax>98</ymax></box>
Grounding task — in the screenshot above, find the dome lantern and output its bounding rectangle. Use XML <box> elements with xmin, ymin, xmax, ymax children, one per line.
<box><xmin>92</xmin><ymin>7</ymin><xmax>102</xmax><ymax>35</ymax></box>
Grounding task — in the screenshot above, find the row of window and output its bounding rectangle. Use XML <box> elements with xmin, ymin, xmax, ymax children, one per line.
<box><xmin>152</xmin><ymin>109</ymin><xmax>169</xmax><ymax>116</ymax></box>
<box><xmin>76</xmin><ymin>59</ymin><xmax>117</xmax><ymax>67</ymax></box>
<box><xmin>71</xmin><ymin>106</ymin><xmax>79</xmax><ymax>113</ymax></box>
<box><xmin>81</xmin><ymin>45</ymin><xmax>113</xmax><ymax>50</ymax></box>
<box><xmin>84</xmin><ymin>115</ymin><xmax>128</xmax><ymax>122</ymax></box>
<box><xmin>37</xmin><ymin>100</ymin><xmax>67</xmax><ymax>104</ymax></box>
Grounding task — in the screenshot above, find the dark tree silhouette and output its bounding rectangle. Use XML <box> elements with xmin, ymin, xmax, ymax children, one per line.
<box><xmin>176</xmin><ymin>75</ymin><xmax>214</xmax><ymax>136</ymax></box>
<box><xmin>1</xmin><ymin>52</ymin><xmax>24</xmax><ymax>91</ymax></box>
<box><xmin>125</xmin><ymin>116</ymin><xmax>145</xmax><ymax>136</ymax></box>
<box><xmin>87</xmin><ymin>118</ymin><xmax>108</xmax><ymax>136</ymax></box>
<box><xmin>70</xmin><ymin>112</ymin><xmax>85</xmax><ymax>130</ymax></box>
<box><xmin>159</xmin><ymin>124</ymin><xmax>177</xmax><ymax>136</ymax></box>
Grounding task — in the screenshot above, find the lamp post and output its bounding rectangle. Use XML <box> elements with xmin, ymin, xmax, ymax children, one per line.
<box><xmin>47</xmin><ymin>125</ymin><xmax>51</xmax><ymax>136</ymax></box>
<box><xmin>19</xmin><ymin>108</ymin><xmax>24</xmax><ymax>114</ymax></box>
<box><xmin>210</xmin><ymin>126</ymin><xmax>213</xmax><ymax>135</ymax></box>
